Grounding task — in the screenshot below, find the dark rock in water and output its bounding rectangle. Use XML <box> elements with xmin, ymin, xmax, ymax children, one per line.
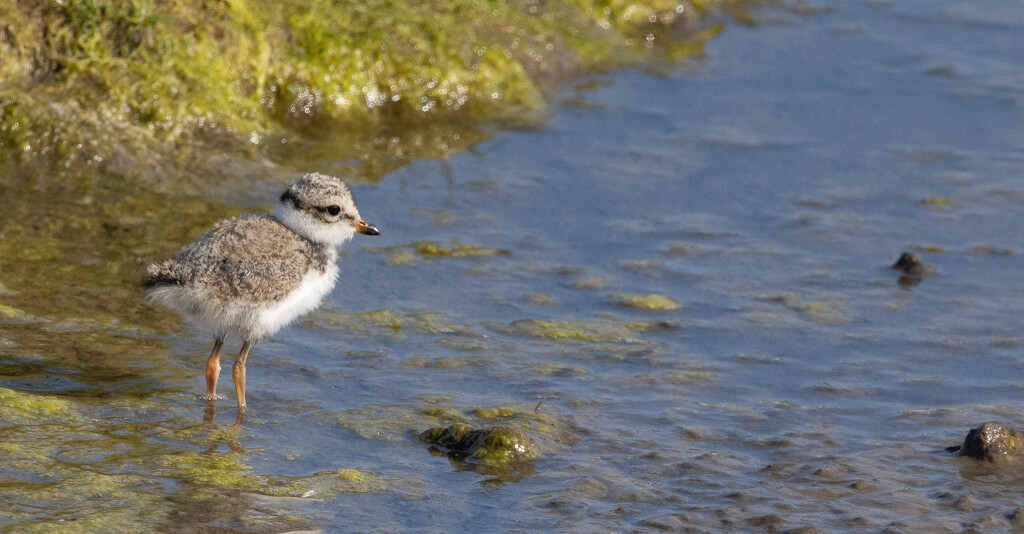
<box><xmin>891</xmin><ymin>251</ymin><xmax>933</xmax><ymax>286</ymax></box>
<box><xmin>948</xmin><ymin>423</ymin><xmax>1024</xmax><ymax>460</ymax></box>
<box><xmin>892</xmin><ymin>252</ymin><xmax>929</xmax><ymax>275</ymax></box>
<box><xmin>419</xmin><ymin>423</ymin><xmax>541</xmax><ymax>465</ymax></box>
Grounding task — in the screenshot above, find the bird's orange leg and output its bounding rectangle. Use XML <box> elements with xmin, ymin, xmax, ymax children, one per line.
<box><xmin>204</xmin><ymin>337</ymin><xmax>224</xmax><ymax>400</ymax></box>
<box><xmin>232</xmin><ymin>341</ymin><xmax>252</xmax><ymax>410</ymax></box>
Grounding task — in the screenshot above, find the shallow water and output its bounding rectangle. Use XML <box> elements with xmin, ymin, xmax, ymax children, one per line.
<box><xmin>3</xmin><ymin>0</ymin><xmax>1024</xmax><ymax>532</ymax></box>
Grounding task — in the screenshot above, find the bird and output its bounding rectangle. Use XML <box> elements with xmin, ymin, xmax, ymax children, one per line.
<box><xmin>143</xmin><ymin>172</ymin><xmax>379</xmax><ymax>411</ymax></box>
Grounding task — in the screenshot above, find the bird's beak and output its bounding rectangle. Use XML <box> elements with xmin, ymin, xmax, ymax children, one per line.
<box><xmin>354</xmin><ymin>219</ymin><xmax>380</xmax><ymax>236</ymax></box>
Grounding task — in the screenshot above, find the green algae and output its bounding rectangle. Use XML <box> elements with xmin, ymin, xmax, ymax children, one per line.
<box><xmin>497</xmin><ymin>318</ymin><xmax>667</xmax><ymax>343</ymax></box>
<box><xmin>409</xmin><ymin>208</ymin><xmax>480</xmax><ymax>227</ymax></box>
<box><xmin>414</xmin><ymin>241</ymin><xmax>511</xmax><ymax>258</ymax></box>
<box><xmin>474</xmin><ymin>407</ymin><xmax>529</xmax><ymax>419</ymax></box>
<box><xmin>0</xmin><ymin>397</ymin><xmax>457</xmax><ymax>529</ymax></box>
<box><xmin>612</xmin><ymin>293</ymin><xmax>681</xmax><ymax>311</ymax></box>
<box><xmin>159</xmin><ymin>457</ymin><xmax>390</xmax><ymax>497</ymax></box>
<box><xmin>756</xmin><ymin>292</ymin><xmax>853</xmax><ymax>327</ymax></box>
<box><xmin>434</xmin><ymin>336</ymin><xmax>502</xmax><ymax>352</ymax></box>
<box><xmin>321</xmin><ymin>308</ymin><xmax>424</xmax><ymax>333</ymax></box>
<box><xmin>259</xmin><ymin>467</ymin><xmax>403</xmax><ymax>497</ymax></box>
<box><xmin>367</xmin><ymin>240</ymin><xmax>512</xmax><ymax>264</ymax></box>
<box><xmin>970</xmin><ymin>245</ymin><xmax>1015</xmax><ymax>257</ymax></box>
<box><xmin>1</xmin><ymin>473</ymin><xmax>168</xmax><ymax>534</ymax></box>
<box><xmin>313</xmin><ymin>308</ymin><xmax>473</xmax><ymax>338</ymax></box>
<box><xmin>404</xmin><ymin>355</ymin><xmax>495</xmax><ymax>369</ymax></box>
<box><xmin>665</xmin><ymin>242</ymin><xmax>708</xmax><ymax>257</ymax></box>
<box><xmin>330</xmin><ymin>403</ymin><xmax>469</xmax><ymax>443</ymax></box>
<box><xmin>0</xmin><ymin>302</ymin><xmax>26</xmax><ymax>319</ymax></box>
<box><xmin>0</xmin><ymin>387</ymin><xmax>85</xmax><ymax>425</ymax></box>
<box><xmin>471</xmin><ymin>427</ymin><xmax>542</xmax><ymax>464</ymax></box>
<box><xmin>524</xmin><ymin>292</ymin><xmax>558</xmax><ymax>306</ymax></box>
<box><xmin>0</xmin><ymin>418</ymin><xmax>176</xmax><ymax>532</ymax></box>
<box><xmin>419</xmin><ymin>423</ymin><xmax>542</xmax><ymax>466</ymax></box>
<box><xmin>334</xmin><ymin>468</ymin><xmax>373</xmax><ymax>484</ymax></box>
<box><xmin>530</xmin><ymin>362</ymin><xmax>590</xmax><ymax>376</ymax></box>
<box><xmin>629</xmin><ymin>369</ymin><xmax>715</xmax><ymax>386</ymax></box>
<box><xmin>915</xmin><ymin>244</ymin><xmax>946</xmax><ymax>253</ymax></box>
<box><xmin>625</xmin><ymin>319</ymin><xmax>679</xmax><ymax>333</ymax></box>
<box><xmin>620</xmin><ymin>259</ymin><xmax>665</xmax><ymax>275</ymax></box>
<box><xmin>157</xmin><ymin>450</ymin><xmax>256</xmax><ymax>489</ymax></box>
<box><xmin>385</xmin><ymin>249</ymin><xmax>421</xmax><ymax>266</ymax></box>
<box><xmin>0</xmin><ymin>402</ymin><xmax>404</xmax><ymax>531</ymax></box>
<box><xmin>571</xmin><ymin>275</ymin><xmax>609</xmax><ymax>290</ymax></box>
<box><xmin>474</xmin><ymin>404</ymin><xmax>556</xmax><ymax>425</ymax></box>
<box><xmin>421</xmin><ymin>406</ymin><xmax>466</xmax><ymax>420</ymax></box>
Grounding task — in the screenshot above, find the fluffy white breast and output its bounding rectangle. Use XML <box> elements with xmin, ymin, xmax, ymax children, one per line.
<box><xmin>275</xmin><ymin>203</ymin><xmax>356</xmax><ymax>248</ymax></box>
<box><xmin>257</xmin><ymin>259</ymin><xmax>339</xmax><ymax>338</ymax></box>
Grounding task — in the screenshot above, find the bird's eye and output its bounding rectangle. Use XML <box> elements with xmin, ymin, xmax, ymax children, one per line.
<box><xmin>326</xmin><ymin>205</ymin><xmax>341</xmax><ymax>216</ymax></box>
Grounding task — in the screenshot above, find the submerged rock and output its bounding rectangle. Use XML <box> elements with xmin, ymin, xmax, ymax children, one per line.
<box><xmin>418</xmin><ymin>423</ymin><xmax>541</xmax><ymax>466</ymax></box>
<box><xmin>891</xmin><ymin>251</ymin><xmax>934</xmax><ymax>286</ymax></box>
<box><xmin>891</xmin><ymin>252</ymin><xmax>930</xmax><ymax>275</ymax></box>
<box><xmin>948</xmin><ymin>423</ymin><xmax>1024</xmax><ymax>461</ymax></box>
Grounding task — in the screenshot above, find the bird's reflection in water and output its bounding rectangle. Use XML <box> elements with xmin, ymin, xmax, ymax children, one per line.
<box><xmin>200</xmin><ymin>401</ymin><xmax>245</xmax><ymax>454</ymax></box>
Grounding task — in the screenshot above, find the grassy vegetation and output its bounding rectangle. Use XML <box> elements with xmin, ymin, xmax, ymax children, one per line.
<box><xmin>0</xmin><ymin>0</ymin><xmax>746</xmax><ymax>181</ymax></box>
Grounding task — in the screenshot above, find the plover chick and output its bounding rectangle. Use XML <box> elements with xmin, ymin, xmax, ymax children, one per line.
<box><xmin>143</xmin><ymin>173</ymin><xmax>379</xmax><ymax>410</ymax></box>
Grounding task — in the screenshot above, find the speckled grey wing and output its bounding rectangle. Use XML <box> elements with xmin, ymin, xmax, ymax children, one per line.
<box><xmin>145</xmin><ymin>216</ymin><xmax>314</xmax><ymax>304</ymax></box>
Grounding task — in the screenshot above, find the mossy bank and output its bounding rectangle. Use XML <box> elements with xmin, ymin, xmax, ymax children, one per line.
<box><xmin>0</xmin><ymin>0</ymin><xmax>753</xmax><ymax>185</ymax></box>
